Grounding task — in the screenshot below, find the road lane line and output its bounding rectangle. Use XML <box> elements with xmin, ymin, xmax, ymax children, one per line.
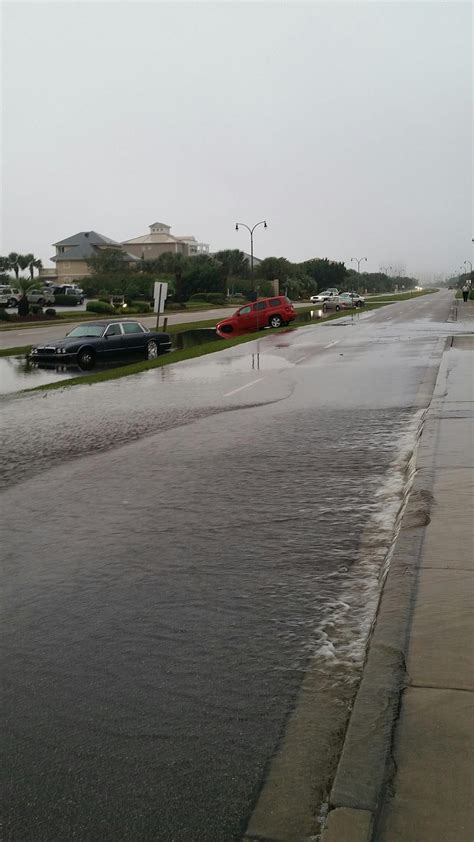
<box><xmin>224</xmin><ymin>378</ymin><xmax>264</xmax><ymax>397</ymax></box>
<box><xmin>294</xmin><ymin>356</ymin><xmax>308</xmax><ymax>364</ymax></box>
<box><xmin>324</xmin><ymin>340</ymin><xmax>339</xmax><ymax>349</ymax></box>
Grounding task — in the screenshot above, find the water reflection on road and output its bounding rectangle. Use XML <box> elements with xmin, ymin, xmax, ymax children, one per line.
<box><xmin>1</xmin><ymin>292</ymin><xmax>470</xmax><ymax>842</ymax></box>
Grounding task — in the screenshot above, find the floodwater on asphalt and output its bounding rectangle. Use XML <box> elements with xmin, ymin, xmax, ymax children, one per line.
<box><xmin>0</xmin><ymin>354</ymin><xmax>81</xmax><ymax>393</ymax></box>
<box><xmin>0</xmin><ymin>315</ymin><xmax>324</xmax><ymax>395</ymax></box>
<box><xmin>1</xmin><ymin>292</ymin><xmax>471</xmax><ymax>841</ymax></box>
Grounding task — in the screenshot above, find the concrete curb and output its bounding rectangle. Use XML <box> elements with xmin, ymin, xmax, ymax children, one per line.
<box><xmin>321</xmin><ymin>807</ymin><xmax>373</xmax><ymax>842</ymax></box>
<box><xmin>321</xmin><ymin>410</ymin><xmax>443</xmax><ymax>836</ymax></box>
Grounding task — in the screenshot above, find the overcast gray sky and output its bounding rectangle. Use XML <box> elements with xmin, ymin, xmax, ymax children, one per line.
<box><xmin>1</xmin><ymin>1</ymin><xmax>472</xmax><ymax>279</ymax></box>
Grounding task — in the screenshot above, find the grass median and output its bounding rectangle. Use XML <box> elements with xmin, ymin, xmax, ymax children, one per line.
<box><xmin>20</xmin><ymin>302</ymin><xmax>390</xmax><ymax>393</ymax></box>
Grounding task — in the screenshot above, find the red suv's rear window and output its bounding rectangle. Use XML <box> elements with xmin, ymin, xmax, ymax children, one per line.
<box><xmin>269</xmin><ymin>298</ymin><xmax>282</xmax><ymax>307</ymax></box>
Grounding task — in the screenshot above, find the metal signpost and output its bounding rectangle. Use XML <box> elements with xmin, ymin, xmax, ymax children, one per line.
<box><xmin>154</xmin><ymin>282</ymin><xmax>168</xmax><ymax>329</ymax></box>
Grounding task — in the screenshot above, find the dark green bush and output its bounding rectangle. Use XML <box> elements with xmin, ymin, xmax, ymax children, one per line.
<box><xmin>189</xmin><ymin>293</ymin><xmax>208</xmax><ymax>301</ymax></box>
<box><xmin>53</xmin><ymin>294</ymin><xmax>79</xmax><ymax>306</ymax></box>
<box><xmin>45</xmin><ymin>308</ymin><xmax>57</xmax><ymax>316</ymax></box>
<box><xmin>206</xmin><ymin>293</ymin><xmax>227</xmax><ymax>304</ymax></box>
<box><xmin>31</xmin><ymin>305</ymin><xmax>43</xmax><ymax>315</ymax></box>
<box><xmin>164</xmin><ymin>302</ymin><xmax>184</xmax><ymax>311</ymax></box>
<box><xmin>132</xmin><ymin>301</ymin><xmax>151</xmax><ymax>312</ymax></box>
<box><xmin>86</xmin><ymin>300</ymin><xmax>115</xmax><ymax>314</ymax></box>
<box><xmin>0</xmin><ymin>308</ymin><xmax>10</xmax><ymax>320</ymax></box>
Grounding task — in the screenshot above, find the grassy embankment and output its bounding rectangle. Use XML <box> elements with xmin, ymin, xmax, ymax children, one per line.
<box><xmin>367</xmin><ymin>288</ymin><xmax>438</xmax><ymax>302</ymax></box>
<box><xmin>455</xmin><ymin>289</ymin><xmax>474</xmax><ymax>300</ymax></box>
<box><xmin>12</xmin><ymin>301</ymin><xmax>390</xmax><ymax>392</ymax></box>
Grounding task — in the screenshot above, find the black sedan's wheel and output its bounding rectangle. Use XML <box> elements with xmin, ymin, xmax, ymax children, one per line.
<box><xmin>322</xmin><ymin>303</ymin><xmax>328</xmax><ymax>312</ymax></box>
<box><xmin>8</xmin><ymin>299</ymin><xmax>17</xmax><ymax>308</ymax></box>
<box><xmin>335</xmin><ymin>305</ymin><xmax>340</xmax><ymax>311</ymax></box>
<box><xmin>269</xmin><ymin>315</ymin><xmax>283</xmax><ymax>328</ymax></box>
<box><xmin>37</xmin><ymin>298</ymin><xmax>45</xmax><ymax>306</ymax></box>
<box><xmin>77</xmin><ymin>348</ymin><xmax>95</xmax><ymax>370</ymax></box>
<box><xmin>147</xmin><ymin>340</ymin><xmax>158</xmax><ymax>360</ymax></box>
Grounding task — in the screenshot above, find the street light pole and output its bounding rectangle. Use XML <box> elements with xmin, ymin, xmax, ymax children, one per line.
<box><xmin>235</xmin><ymin>220</ymin><xmax>267</xmax><ymax>288</ymax></box>
<box><xmin>351</xmin><ymin>256</ymin><xmax>367</xmax><ymax>299</ymax></box>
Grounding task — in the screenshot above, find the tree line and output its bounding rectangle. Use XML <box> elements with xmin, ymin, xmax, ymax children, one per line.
<box><xmin>82</xmin><ymin>249</ymin><xmax>418</xmax><ymax>301</ymax></box>
<box><xmin>0</xmin><ymin>247</ymin><xmax>419</xmax><ymax>301</ymax></box>
<box><xmin>0</xmin><ymin>253</ymin><xmax>43</xmax><ymax>286</ymax></box>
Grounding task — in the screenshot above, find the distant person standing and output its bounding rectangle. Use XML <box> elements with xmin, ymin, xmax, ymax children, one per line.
<box><xmin>461</xmin><ymin>282</ymin><xmax>469</xmax><ymax>303</ymax></box>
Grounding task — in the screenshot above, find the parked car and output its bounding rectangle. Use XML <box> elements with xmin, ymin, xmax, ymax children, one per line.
<box><xmin>216</xmin><ymin>296</ymin><xmax>296</xmax><ymax>337</ymax></box>
<box><xmin>28</xmin><ymin>320</ymin><xmax>172</xmax><ymax>370</ymax></box>
<box><xmin>50</xmin><ymin>284</ymin><xmax>84</xmax><ymax>303</ymax></box>
<box><xmin>336</xmin><ymin>292</ymin><xmax>366</xmax><ymax>307</ymax></box>
<box><xmin>27</xmin><ymin>289</ymin><xmax>56</xmax><ymax>306</ymax></box>
<box><xmin>310</xmin><ymin>289</ymin><xmax>339</xmax><ymax>303</ymax></box>
<box><xmin>0</xmin><ymin>286</ymin><xmax>21</xmax><ymax>307</ymax></box>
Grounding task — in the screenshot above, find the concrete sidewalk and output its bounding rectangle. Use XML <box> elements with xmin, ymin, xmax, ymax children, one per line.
<box><xmin>322</xmin><ymin>317</ymin><xmax>474</xmax><ymax>840</ymax></box>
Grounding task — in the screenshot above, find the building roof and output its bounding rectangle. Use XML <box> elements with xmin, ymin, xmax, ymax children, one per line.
<box><xmin>52</xmin><ymin>231</ymin><xmax>140</xmax><ymax>262</ymax></box>
<box><xmin>122</xmin><ymin>232</ymin><xmax>183</xmax><ymax>246</ymax></box>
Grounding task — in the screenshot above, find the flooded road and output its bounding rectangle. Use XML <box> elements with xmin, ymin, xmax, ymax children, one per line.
<box><xmin>1</xmin><ymin>291</ymin><xmax>470</xmax><ymax>841</ymax></box>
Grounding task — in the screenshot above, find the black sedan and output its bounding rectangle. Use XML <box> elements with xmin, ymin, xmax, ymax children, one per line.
<box><xmin>28</xmin><ymin>320</ymin><xmax>172</xmax><ymax>370</ymax></box>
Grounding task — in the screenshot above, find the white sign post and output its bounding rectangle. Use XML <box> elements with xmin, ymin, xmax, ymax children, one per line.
<box><xmin>153</xmin><ymin>282</ymin><xmax>168</xmax><ymax>328</ymax></box>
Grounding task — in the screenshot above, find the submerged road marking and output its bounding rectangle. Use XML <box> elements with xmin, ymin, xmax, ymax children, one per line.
<box><xmin>224</xmin><ymin>378</ymin><xmax>264</xmax><ymax>397</ymax></box>
<box><xmin>294</xmin><ymin>356</ymin><xmax>308</xmax><ymax>364</ymax></box>
<box><xmin>324</xmin><ymin>340</ymin><xmax>339</xmax><ymax>349</ymax></box>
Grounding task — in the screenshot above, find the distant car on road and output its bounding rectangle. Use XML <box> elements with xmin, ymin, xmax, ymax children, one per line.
<box><xmin>27</xmin><ymin>289</ymin><xmax>56</xmax><ymax>306</ymax></box>
<box><xmin>310</xmin><ymin>289</ymin><xmax>339</xmax><ymax>303</ymax></box>
<box><xmin>28</xmin><ymin>319</ymin><xmax>172</xmax><ymax>370</ymax></box>
<box><xmin>336</xmin><ymin>292</ymin><xmax>366</xmax><ymax>308</ymax></box>
<box><xmin>216</xmin><ymin>296</ymin><xmax>296</xmax><ymax>337</ymax></box>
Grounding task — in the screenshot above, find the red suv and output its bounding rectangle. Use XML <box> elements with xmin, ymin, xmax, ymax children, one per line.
<box><xmin>216</xmin><ymin>296</ymin><xmax>296</xmax><ymax>337</ymax></box>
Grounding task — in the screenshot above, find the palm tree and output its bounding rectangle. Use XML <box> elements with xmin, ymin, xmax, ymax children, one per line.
<box><xmin>0</xmin><ymin>256</ymin><xmax>12</xmax><ymax>275</ymax></box>
<box><xmin>8</xmin><ymin>252</ymin><xmax>20</xmax><ymax>279</ymax></box>
<box><xmin>19</xmin><ymin>254</ymin><xmax>33</xmax><ymax>276</ymax></box>
<box><xmin>15</xmin><ymin>275</ymin><xmax>38</xmax><ymax>317</ymax></box>
<box><xmin>29</xmin><ymin>256</ymin><xmax>43</xmax><ymax>280</ymax></box>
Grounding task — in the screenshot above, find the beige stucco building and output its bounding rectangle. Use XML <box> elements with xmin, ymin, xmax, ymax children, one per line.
<box><xmin>122</xmin><ymin>222</ymin><xmax>209</xmax><ymax>261</ymax></box>
<box><xmin>48</xmin><ymin>231</ymin><xmax>139</xmax><ymax>281</ymax></box>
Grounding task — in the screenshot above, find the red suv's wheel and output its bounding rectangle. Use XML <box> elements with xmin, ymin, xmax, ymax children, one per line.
<box><xmin>269</xmin><ymin>314</ymin><xmax>283</xmax><ymax>328</ymax></box>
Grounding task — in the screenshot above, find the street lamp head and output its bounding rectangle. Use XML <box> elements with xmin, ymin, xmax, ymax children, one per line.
<box><xmin>235</xmin><ymin>224</ymin><xmax>239</xmax><ymax>231</ymax></box>
<box><xmin>264</xmin><ymin>221</ymin><xmax>267</xmax><ymax>229</ymax></box>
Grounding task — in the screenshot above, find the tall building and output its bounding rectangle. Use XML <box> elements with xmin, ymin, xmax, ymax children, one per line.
<box><xmin>122</xmin><ymin>222</ymin><xmax>209</xmax><ymax>260</ymax></box>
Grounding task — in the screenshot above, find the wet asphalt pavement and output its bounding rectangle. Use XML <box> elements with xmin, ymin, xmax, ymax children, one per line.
<box><xmin>1</xmin><ymin>291</ymin><xmax>470</xmax><ymax>841</ymax></box>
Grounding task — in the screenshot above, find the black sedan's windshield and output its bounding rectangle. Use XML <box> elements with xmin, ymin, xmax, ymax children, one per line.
<box><xmin>66</xmin><ymin>325</ymin><xmax>105</xmax><ymax>338</ymax></box>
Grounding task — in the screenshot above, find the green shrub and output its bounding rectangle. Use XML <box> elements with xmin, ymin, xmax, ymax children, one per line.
<box><xmin>86</xmin><ymin>300</ymin><xmax>115</xmax><ymax>314</ymax></box>
<box><xmin>45</xmin><ymin>308</ymin><xmax>56</xmax><ymax>316</ymax></box>
<box><xmin>165</xmin><ymin>302</ymin><xmax>184</xmax><ymax>310</ymax></box>
<box><xmin>207</xmin><ymin>293</ymin><xmax>227</xmax><ymax>304</ymax></box>
<box><xmin>0</xmin><ymin>308</ymin><xmax>10</xmax><ymax>321</ymax></box>
<box><xmin>189</xmin><ymin>293</ymin><xmax>208</xmax><ymax>301</ymax></box>
<box><xmin>53</xmin><ymin>294</ymin><xmax>79</xmax><ymax>306</ymax></box>
<box><xmin>117</xmin><ymin>305</ymin><xmax>139</xmax><ymax>314</ymax></box>
<box><xmin>132</xmin><ymin>301</ymin><xmax>151</xmax><ymax>312</ymax></box>
<box><xmin>31</xmin><ymin>305</ymin><xmax>43</xmax><ymax>315</ymax></box>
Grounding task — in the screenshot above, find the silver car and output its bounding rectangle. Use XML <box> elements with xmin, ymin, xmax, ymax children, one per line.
<box><xmin>27</xmin><ymin>289</ymin><xmax>56</xmax><ymax>306</ymax></box>
<box><xmin>310</xmin><ymin>289</ymin><xmax>340</xmax><ymax>303</ymax></box>
<box><xmin>336</xmin><ymin>292</ymin><xmax>365</xmax><ymax>308</ymax></box>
